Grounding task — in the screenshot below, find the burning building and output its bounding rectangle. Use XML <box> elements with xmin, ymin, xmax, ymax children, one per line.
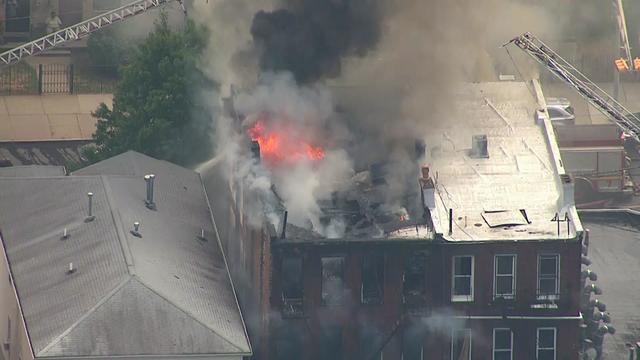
<box><xmin>209</xmin><ymin>79</ymin><xmax>586</xmax><ymax>359</ymax></box>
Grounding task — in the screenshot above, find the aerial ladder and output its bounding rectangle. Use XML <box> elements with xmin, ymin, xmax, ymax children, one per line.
<box><xmin>504</xmin><ymin>32</ymin><xmax>640</xmax><ymax>143</ymax></box>
<box><xmin>0</xmin><ymin>0</ymin><xmax>185</xmax><ymax>66</ymax></box>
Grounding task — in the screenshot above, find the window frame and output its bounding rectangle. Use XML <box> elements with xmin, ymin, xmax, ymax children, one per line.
<box><xmin>492</xmin><ymin>328</ymin><xmax>513</xmax><ymax>360</ymax></box>
<box><xmin>361</xmin><ymin>253</ymin><xmax>385</xmax><ymax>305</ymax></box>
<box><xmin>493</xmin><ymin>254</ymin><xmax>516</xmax><ymax>300</ymax></box>
<box><xmin>536</xmin><ymin>327</ymin><xmax>556</xmax><ymax>360</ymax></box>
<box><xmin>321</xmin><ymin>256</ymin><xmax>346</xmax><ymax>306</ymax></box>
<box><xmin>537</xmin><ymin>254</ymin><xmax>560</xmax><ymax>300</ymax></box>
<box><xmin>450</xmin><ymin>328</ymin><xmax>472</xmax><ymax>360</ymax></box>
<box><xmin>451</xmin><ymin>255</ymin><xmax>474</xmax><ymax>302</ymax></box>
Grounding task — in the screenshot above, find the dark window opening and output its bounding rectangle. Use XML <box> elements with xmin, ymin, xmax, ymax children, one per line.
<box><xmin>403</xmin><ymin>252</ymin><xmax>426</xmax><ymax>305</ymax></box>
<box><xmin>321</xmin><ymin>257</ymin><xmax>345</xmax><ymax>306</ymax></box>
<box><xmin>537</xmin><ymin>254</ymin><xmax>559</xmax><ymax>299</ymax></box>
<box><xmin>403</xmin><ymin>325</ymin><xmax>425</xmax><ymax>360</ymax></box>
<box><xmin>359</xmin><ymin>325</ymin><xmax>383</xmax><ymax>360</ymax></box>
<box><xmin>536</xmin><ymin>328</ymin><xmax>556</xmax><ymax>360</ymax></box>
<box><xmin>362</xmin><ymin>254</ymin><xmax>384</xmax><ymax>305</ymax></box>
<box><xmin>320</xmin><ymin>326</ymin><xmax>343</xmax><ymax>360</ymax></box>
<box><xmin>494</xmin><ymin>255</ymin><xmax>515</xmax><ymax>299</ymax></box>
<box><xmin>281</xmin><ymin>256</ymin><xmax>303</xmax><ymax>316</ymax></box>
<box><xmin>274</xmin><ymin>327</ymin><xmax>301</xmax><ymax>360</ymax></box>
<box><xmin>451</xmin><ymin>329</ymin><xmax>472</xmax><ymax>360</ymax></box>
<box><xmin>493</xmin><ymin>328</ymin><xmax>512</xmax><ymax>360</ymax></box>
<box><xmin>5</xmin><ymin>0</ymin><xmax>30</xmax><ymax>33</ymax></box>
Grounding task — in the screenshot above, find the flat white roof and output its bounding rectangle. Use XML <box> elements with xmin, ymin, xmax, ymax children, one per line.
<box><xmin>425</xmin><ymin>82</ymin><xmax>581</xmax><ymax>242</ymax></box>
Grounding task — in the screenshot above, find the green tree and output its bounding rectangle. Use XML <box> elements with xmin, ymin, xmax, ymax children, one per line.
<box><xmin>86</xmin><ymin>27</ymin><xmax>136</xmax><ymax>77</ymax></box>
<box><xmin>84</xmin><ymin>12</ymin><xmax>215</xmax><ymax>167</ymax></box>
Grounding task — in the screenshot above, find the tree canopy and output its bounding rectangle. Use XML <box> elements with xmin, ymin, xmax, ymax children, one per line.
<box><xmin>85</xmin><ymin>13</ymin><xmax>215</xmax><ymax>167</ymax></box>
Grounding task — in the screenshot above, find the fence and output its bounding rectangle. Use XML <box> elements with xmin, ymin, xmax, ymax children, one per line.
<box><xmin>0</xmin><ymin>63</ymin><xmax>116</xmax><ymax>95</ymax></box>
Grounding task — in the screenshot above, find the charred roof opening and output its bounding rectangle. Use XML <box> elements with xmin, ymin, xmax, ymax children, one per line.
<box><xmin>470</xmin><ymin>134</ymin><xmax>489</xmax><ymax>158</ymax></box>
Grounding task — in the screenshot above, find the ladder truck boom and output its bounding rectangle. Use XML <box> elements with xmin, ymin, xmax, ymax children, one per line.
<box><xmin>504</xmin><ymin>32</ymin><xmax>640</xmax><ymax>142</ymax></box>
<box><xmin>0</xmin><ymin>0</ymin><xmax>182</xmax><ymax>66</ymax></box>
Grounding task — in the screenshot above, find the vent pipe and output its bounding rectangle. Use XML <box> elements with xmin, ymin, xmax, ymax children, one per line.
<box><xmin>130</xmin><ymin>221</ymin><xmax>142</xmax><ymax>238</ymax></box>
<box><xmin>145</xmin><ymin>174</ymin><xmax>156</xmax><ymax>210</ymax></box>
<box><xmin>61</xmin><ymin>228</ymin><xmax>69</xmax><ymax>240</ymax></box>
<box><xmin>281</xmin><ymin>211</ymin><xmax>288</xmax><ymax>239</ymax></box>
<box><xmin>67</xmin><ymin>262</ymin><xmax>76</xmax><ymax>274</ymax></box>
<box><xmin>448</xmin><ymin>208</ymin><xmax>453</xmax><ymax>235</ymax></box>
<box><xmin>85</xmin><ymin>192</ymin><xmax>95</xmax><ymax>222</ymax></box>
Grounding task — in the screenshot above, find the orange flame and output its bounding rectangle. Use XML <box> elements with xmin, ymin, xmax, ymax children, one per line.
<box><xmin>248</xmin><ymin>116</ymin><xmax>325</xmax><ymax>165</ymax></box>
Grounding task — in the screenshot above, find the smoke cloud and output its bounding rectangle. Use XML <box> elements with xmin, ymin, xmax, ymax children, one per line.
<box><xmin>193</xmin><ymin>0</ymin><xmax>610</xmax><ymax>236</ymax></box>
<box><xmin>250</xmin><ymin>0</ymin><xmax>383</xmax><ymax>84</ymax></box>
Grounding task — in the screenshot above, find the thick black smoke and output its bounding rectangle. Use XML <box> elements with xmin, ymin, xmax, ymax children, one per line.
<box><xmin>250</xmin><ymin>0</ymin><xmax>383</xmax><ymax>84</ymax></box>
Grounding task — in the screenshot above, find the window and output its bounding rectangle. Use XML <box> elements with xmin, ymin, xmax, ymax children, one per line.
<box><xmin>493</xmin><ymin>328</ymin><xmax>512</xmax><ymax>360</ymax></box>
<box><xmin>452</xmin><ymin>256</ymin><xmax>474</xmax><ymax>302</ymax></box>
<box><xmin>537</xmin><ymin>255</ymin><xmax>560</xmax><ymax>300</ymax></box>
<box><xmin>451</xmin><ymin>329</ymin><xmax>472</xmax><ymax>360</ymax></box>
<box><xmin>274</xmin><ymin>327</ymin><xmax>301</xmax><ymax>360</ymax></box>
<box><xmin>359</xmin><ymin>326</ymin><xmax>383</xmax><ymax>360</ymax></box>
<box><xmin>494</xmin><ymin>255</ymin><xmax>516</xmax><ymax>299</ymax></box>
<box><xmin>281</xmin><ymin>257</ymin><xmax>303</xmax><ymax>315</ymax></box>
<box><xmin>321</xmin><ymin>257</ymin><xmax>345</xmax><ymax>306</ymax></box>
<box><xmin>536</xmin><ymin>328</ymin><xmax>556</xmax><ymax>360</ymax></box>
<box><xmin>402</xmin><ymin>326</ymin><xmax>425</xmax><ymax>360</ymax></box>
<box><xmin>403</xmin><ymin>252</ymin><xmax>426</xmax><ymax>304</ymax></box>
<box><xmin>320</xmin><ymin>326</ymin><xmax>343</xmax><ymax>360</ymax></box>
<box><xmin>362</xmin><ymin>254</ymin><xmax>384</xmax><ymax>304</ymax></box>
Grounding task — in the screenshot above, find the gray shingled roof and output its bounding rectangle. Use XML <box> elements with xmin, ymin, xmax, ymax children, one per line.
<box><xmin>0</xmin><ymin>151</ymin><xmax>251</xmax><ymax>358</ymax></box>
<box><xmin>0</xmin><ymin>165</ymin><xmax>65</xmax><ymax>177</ymax></box>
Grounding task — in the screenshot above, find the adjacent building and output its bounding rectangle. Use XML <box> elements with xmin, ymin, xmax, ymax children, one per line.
<box><xmin>216</xmin><ymin>81</ymin><xmax>586</xmax><ymax>359</ymax></box>
<box><xmin>0</xmin><ymin>151</ymin><xmax>251</xmax><ymax>360</ymax></box>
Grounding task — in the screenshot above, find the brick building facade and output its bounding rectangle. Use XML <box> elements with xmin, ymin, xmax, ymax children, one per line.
<box><xmin>213</xmin><ymin>81</ymin><xmax>585</xmax><ymax>360</ymax></box>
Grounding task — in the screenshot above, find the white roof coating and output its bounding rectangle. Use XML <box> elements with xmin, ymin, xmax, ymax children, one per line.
<box><xmin>425</xmin><ymin>82</ymin><xmax>582</xmax><ymax>241</ymax></box>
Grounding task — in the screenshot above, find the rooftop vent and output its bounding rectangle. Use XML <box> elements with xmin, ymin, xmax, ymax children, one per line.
<box><xmin>67</xmin><ymin>262</ymin><xmax>76</xmax><ymax>274</ymax></box>
<box><xmin>419</xmin><ymin>165</ymin><xmax>435</xmax><ymax>210</ymax></box>
<box><xmin>144</xmin><ymin>174</ymin><xmax>156</xmax><ymax>210</ymax></box>
<box><xmin>61</xmin><ymin>228</ymin><xmax>69</xmax><ymax>240</ymax></box>
<box><xmin>130</xmin><ymin>221</ymin><xmax>142</xmax><ymax>238</ymax></box>
<box><xmin>85</xmin><ymin>192</ymin><xmax>95</xmax><ymax>222</ymax></box>
<box><xmin>560</xmin><ymin>174</ymin><xmax>575</xmax><ymax>208</ymax></box>
<box><xmin>198</xmin><ymin>228</ymin><xmax>207</xmax><ymax>242</ymax></box>
<box><xmin>471</xmin><ymin>135</ymin><xmax>489</xmax><ymax>158</ymax></box>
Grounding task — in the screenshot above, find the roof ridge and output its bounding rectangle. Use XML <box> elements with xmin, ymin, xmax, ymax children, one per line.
<box><xmin>133</xmin><ymin>277</ymin><xmax>247</xmax><ymax>353</ymax></box>
<box><xmin>36</xmin><ymin>277</ymin><xmax>132</xmax><ymax>356</ymax></box>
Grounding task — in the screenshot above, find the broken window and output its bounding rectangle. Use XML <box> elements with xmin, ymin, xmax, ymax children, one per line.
<box><xmin>537</xmin><ymin>254</ymin><xmax>559</xmax><ymax>300</ymax></box>
<box><xmin>452</xmin><ymin>256</ymin><xmax>474</xmax><ymax>302</ymax></box>
<box><xmin>451</xmin><ymin>328</ymin><xmax>472</xmax><ymax>360</ymax></box>
<box><xmin>320</xmin><ymin>326</ymin><xmax>343</xmax><ymax>360</ymax></box>
<box><xmin>321</xmin><ymin>256</ymin><xmax>345</xmax><ymax>306</ymax></box>
<box><xmin>281</xmin><ymin>256</ymin><xmax>303</xmax><ymax>315</ymax></box>
<box><xmin>361</xmin><ymin>254</ymin><xmax>384</xmax><ymax>305</ymax></box>
<box><xmin>403</xmin><ymin>252</ymin><xmax>426</xmax><ymax>305</ymax></box>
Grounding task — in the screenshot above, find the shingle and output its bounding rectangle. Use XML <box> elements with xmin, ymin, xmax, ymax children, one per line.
<box><xmin>0</xmin><ymin>151</ymin><xmax>251</xmax><ymax>357</ymax></box>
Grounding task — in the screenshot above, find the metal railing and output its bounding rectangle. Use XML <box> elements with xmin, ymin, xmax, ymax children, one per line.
<box><xmin>0</xmin><ymin>63</ymin><xmax>116</xmax><ymax>94</ymax></box>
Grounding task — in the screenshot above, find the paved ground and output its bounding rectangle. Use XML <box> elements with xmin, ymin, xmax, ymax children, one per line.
<box><xmin>580</xmin><ymin>213</ymin><xmax>640</xmax><ymax>359</ymax></box>
<box><xmin>0</xmin><ymin>93</ymin><xmax>111</xmax><ymax>141</ymax></box>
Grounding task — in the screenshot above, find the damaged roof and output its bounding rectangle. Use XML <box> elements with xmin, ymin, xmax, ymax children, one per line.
<box><xmin>426</xmin><ymin>81</ymin><xmax>583</xmax><ymax>241</ymax></box>
<box><xmin>0</xmin><ymin>151</ymin><xmax>251</xmax><ymax>358</ymax></box>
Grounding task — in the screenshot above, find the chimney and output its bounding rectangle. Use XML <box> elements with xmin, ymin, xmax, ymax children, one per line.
<box><xmin>560</xmin><ymin>174</ymin><xmax>575</xmax><ymax>208</ymax></box>
<box><xmin>145</xmin><ymin>174</ymin><xmax>156</xmax><ymax>210</ymax></box>
<box><xmin>420</xmin><ymin>165</ymin><xmax>435</xmax><ymax>209</ymax></box>
<box><xmin>251</xmin><ymin>140</ymin><xmax>261</xmax><ymax>163</ymax></box>
<box><xmin>471</xmin><ymin>135</ymin><xmax>489</xmax><ymax>158</ymax></box>
<box><xmin>85</xmin><ymin>192</ymin><xmax>95</xmax><ymax>222</ymax></box>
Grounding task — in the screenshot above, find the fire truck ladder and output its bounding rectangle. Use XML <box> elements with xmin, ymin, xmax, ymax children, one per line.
<box><xmin>0</xmin><ymin>0</ymin><xmax>184</xmax><ymax>66</ymax></box>
<box><xmin>504</xmin><ymin>32</ymin><xmax>640</xmax><ymax>142</ymax></box>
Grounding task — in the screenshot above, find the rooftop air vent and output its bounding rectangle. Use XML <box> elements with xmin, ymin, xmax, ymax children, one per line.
<box><xmin>471</xmin><ymin>135</ymin><xmax>489</xmax><ymax>158</ymax></box>
<box><xmin>144</xmin><ymin>174</ymin><xmax>156</xmax><ymax>210</ymax></box>
<box><xmin>131</xmin><ymin>221</ymin><xmax>142</xmax><ymax>238</ymax></box>
<box><xmin>85</xmin><ymin>192</ymin><xmax>95</xmax><ymax>222</ymax></box>
<box><xmin>67</xmin><ymin>262</ymin><xmax>76</xmax><ymax>274</ymax></box>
